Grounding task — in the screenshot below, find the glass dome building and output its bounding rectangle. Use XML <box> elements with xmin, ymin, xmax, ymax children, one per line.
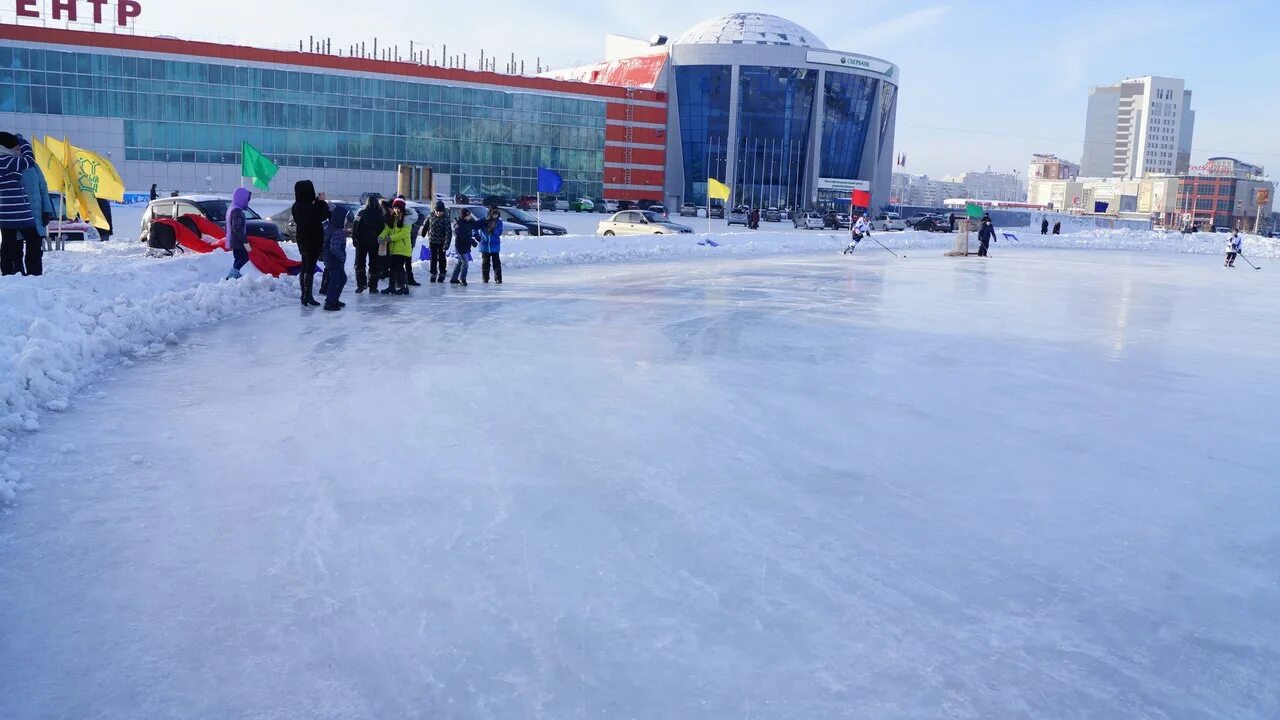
<box><xmin>665</xmin><ymin>13</ymin><xmax>899</xmax><ymax>211</ymax></box>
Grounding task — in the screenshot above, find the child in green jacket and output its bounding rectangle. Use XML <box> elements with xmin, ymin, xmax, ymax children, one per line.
<box><xmin>378</xmin><ymin>199</ymin><xmax>414</xmax><ymax>295</ymax></box>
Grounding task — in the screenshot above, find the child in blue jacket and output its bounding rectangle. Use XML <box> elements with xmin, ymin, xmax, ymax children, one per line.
<box><xmin>322</xmin><ymin>205</ymin><xmax>349</xmax><ymax>311</ymax></box>
<box><xmin>478</xmin><ymin>206</ymin><xmax>504</xmax><ymax>283</ymax></box>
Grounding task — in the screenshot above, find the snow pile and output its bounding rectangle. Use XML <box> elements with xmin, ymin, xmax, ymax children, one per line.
<box><xmin>0</xmin><ymin>242</ymin><xmax>298</xmax><ymax>502</ymax></box>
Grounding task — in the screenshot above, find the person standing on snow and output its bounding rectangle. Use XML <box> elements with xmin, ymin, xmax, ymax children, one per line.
<box><xmin>0</xmin><ymin>132</ymin><xmax>41</xmax><ymax>276</ymax></box>
<box><xmin>378</xmin><ymin>198</ymin><xmax>413</xmax><ymax>295</ymax></box>
<box><xmin>845</xmin><ymin>213</ymin><xmax>870</xmax><ymax>254</ymax></box>
<box><xmin>397</xmin><ymin>194</ymin><xmax>422</xmax><ymax>287</ymax></box>
<box><xmin>425</xmin><ymin>200</ymin><xmax>452</xmax><ymax>283</ymax></box>
<box><xmin>749</xmin><ymin>207</ymin><xmax>761</xmax><ymax>230</ymax></box>
<box><xmin>20</xmin><ymin>160</ymin><xmax>54</xmax><ymax>260</ymax></box>
<box><xmin>977</xmin><ymin>214</ymin><xmax>997</xmax><ymax>257</ymax></box>
<box><xmin>1041</xmin><ymin>217</ymin><xmax>1050</xmax><ymax>235</ymax></box>
<box><xmin>224</xmin><ymin>187</ymin><xmax>252</xmax><ymax>280</ymax></box>
<box><xmin>322</xmin><ymin>205</ymin><xmax>349</xmax><ymax>310</ymax></box>
<box><xmin>1225</xmin><ymin>230</ymin><xmax>1243</xmax><ymax>268</ymax></box>
<box><xmin>352</xmin><ymin>196</ymin><xmax>385</xmax><ymax>293</ymax></box>
<box><xmin>291</xmin><ymin>179</ymin><xmax>329</xmax><ymax>307</ymax></box>
<box><xmin>450</xmin><ymin>207</ymin><xmax>480</xmax><ymax>285</ymax></box>
<box><xmin>1052</xmin><ymin>221</ymin><xmax>1061</xmax><ymax>235</ymax></box>
<box><xmin>478</xmin><ymin>206</ymin><xmax>504</xmax><ymax>284</ymax></box>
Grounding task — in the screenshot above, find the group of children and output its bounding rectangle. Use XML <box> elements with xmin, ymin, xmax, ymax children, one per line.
<box><xmin>318</xmin><ymin>199</ymin><xmax>505</xmax><ymax>312</ymax></box>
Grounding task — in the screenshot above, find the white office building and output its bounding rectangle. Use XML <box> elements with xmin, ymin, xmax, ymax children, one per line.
<box><xmin>1080</xmin><ymin>76</ymin><xmax>1194</xmax><ymax>179</ymax></box>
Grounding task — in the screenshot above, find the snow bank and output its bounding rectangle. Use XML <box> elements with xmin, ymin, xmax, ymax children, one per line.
<box><xmin>2</xmin><ymin>219</ymin><xmax>1276</xmax><ymax>503</ymax></box>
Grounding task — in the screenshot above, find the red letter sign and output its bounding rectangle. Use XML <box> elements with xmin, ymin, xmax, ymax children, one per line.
<box><xmin>118</xmin><ymin>0</ymin><xmax>142</xmax><ymax>26</ymax></box>
<box><xmin>15</xmin><ymin>0</ymin><xmax>39</xmax><ymax>19</ymax></box>
<box><xmin>52</xmin><ymin>0</ymin><xmax>77</xmax><ymax>21</ymax></box>
<box><xmin>87</xmin><ymin>0</ymin><xmax>108</xmax><ymax>23</ymax></box>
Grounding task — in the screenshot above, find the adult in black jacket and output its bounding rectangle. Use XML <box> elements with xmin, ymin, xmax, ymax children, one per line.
<box><xmin>424</xmin><ymin>201</ymin><xmax>452</xmax><ymax>282</ymax></box>
<box><xmin>292</xmin><ymin>180</ymin><xmax>328</xmax><ymax>306</ymax></box>
<box><xmin>352</xmin><ymin>197</ymin><xmax>385</xmax><ymax>293</ymax></box>
<box><xmin>1041</xmin><ymin>217</ymin><xmax>1050</xmax><ymax>235</ymax></box>
<box><xmin>977</xmin><ymin>215</ymin><xmax>997</xmax><ymax>257</ymax></box>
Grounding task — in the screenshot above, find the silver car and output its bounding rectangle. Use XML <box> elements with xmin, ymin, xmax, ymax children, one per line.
<box><xmin>793</xmin><ymin>212</ymin><xmax>824</xmax><ymax>230</ymax></box>
<box><xmin>598</xmin><ymin>210</ymin><xmax>694</xmax><ymax>236</ymax></box>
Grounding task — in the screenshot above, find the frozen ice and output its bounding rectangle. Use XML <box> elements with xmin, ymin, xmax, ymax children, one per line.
<box><xmin>1</xmin><ymin>249</ymin><xmax>1277</xmax><ymax>719</ymax></box>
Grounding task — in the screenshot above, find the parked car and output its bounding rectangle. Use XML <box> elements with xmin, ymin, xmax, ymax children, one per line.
<box><xmin>823</xmin><ymin>211</ymin><xmax>851</xmax><ymax>229</ymax></box>
<box><xmin>763</xmin><ymin>207</ymin><xmax>782</xmax><ymax>222</ymax></box>
<box><xmin>679</xmin><ymin>202</ymin><xmax>699</xmax><ymax>217</ymax></box>
<box><xmin>140</xmin><ymin>195</ymin><xmax>282</xmax><ymax>244</ymax></box>
<box><xmin>600</xmin><ymin>200</ymin><xmax>619</xmax><ymax>213</ymax></box>
<box><xmin>872</xmin><ymin>212</ymin><xmax>906</xmax><ymax>231</ymax></box>
<box><xmin>637</xmin><ymin>199</ymin><xmax>661</xmax><ymax>210</ymax></box>
<box><xmin>913</xmin><ymin>215</ymin><xmax>950</xmax><ymax>232</ymax></box>
<box><xmin>709</xmin><ymin>204</ymin><xmax>725</xmax><ymax>219</ymax></box>
<box><xmin>647</xmin><ymin>204</ymin><xmax>669</xmax><ymax>218</ymax></box>
<box><xmin>905</xmin><ymin>213</ymin><xmax>931</xmax><ymax>227</ymax></box>
<box><xmin>570</xmin><ymin>197</ymin><xmax>596</xmax><ymax>213</ymax></box>
<box><xmin>598</xmin><ymin>210</ymin><xmax>694</xmax><ymax>236</ymax></box>
<box><xmin>45</xmin><ymin>217</ymin><xmax>100</xmax><ymax>243</ymax></box>
<box><xmin>1214</xmin><ymin>226</ymin><xmax>1232</xmax><ymax>233</ymax></box>
<box><xmin>495</xmin><ymin>206</ymin><xmax>568</xmax><ymax>236</ymax></box>
<box><xmin>539</xmin><ymin>196</ymin><xmax>559</xmax><ymax>211</ymax></box>
<box><xmin>515</xmin><ymin>195</ymin><xmax>538</xmax><ymax>211</ymax></box>
<box><xmin>793</xmin><ymin>211</ymin><xmax>825</xmax><ymax>230</ymax></box>
<box><xmin>269</xmin><ymin>202</ymin><xmax>359</xmax><ymax>244</ymax></box>
<box><xmin>727</xmin><ymin>206</ymin><xmax>750</xmax><ymax>227</ymax></box>
<box><xmin>616</xmin><ymin>200</ymin><xmax>637</xmax><ymax>211</ymax></box>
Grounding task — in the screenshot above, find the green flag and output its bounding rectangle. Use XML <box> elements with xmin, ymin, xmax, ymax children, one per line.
<box><xmin>965</xmin><ymin>202</ymin><xmax>984</xmax><ymax>220</ymax></box>
<box><xmin>241</xmin><ymin>141</ymin><xmax>278</xmax><ymax>191</ymax></box>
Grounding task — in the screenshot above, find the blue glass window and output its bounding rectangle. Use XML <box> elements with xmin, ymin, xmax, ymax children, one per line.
<box><xmin>736</xmin><ymin>66</ymin><xmax>817</xmax><ymax>210</ymax></box>
<box><xmin>819</xmin><ymin>72</ymin><xmax>877</xmax><ymax>180</ymax></box>
<box><xmin>675</xmin><ymin>66</ymin><xmax>732</xmax><ymax>204</ymax></box>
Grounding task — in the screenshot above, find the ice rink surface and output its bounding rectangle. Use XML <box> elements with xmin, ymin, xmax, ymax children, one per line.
<box><xmin>2</xmin><ymin>249</ymin><xmax>1277</xmax><ymax>719</ymax></box>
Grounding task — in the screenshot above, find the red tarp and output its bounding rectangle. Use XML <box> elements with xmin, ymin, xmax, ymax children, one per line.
<box><xmin>153</xmin><ymin>215</ymin><xmax>301</xmax><ymax>277</ymax></box>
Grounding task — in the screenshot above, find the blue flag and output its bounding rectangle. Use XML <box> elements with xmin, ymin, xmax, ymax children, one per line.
<box><xmin>537</xmin><ymin>167</ymin><xmax>563</xmax><ymax>194</ymax></box>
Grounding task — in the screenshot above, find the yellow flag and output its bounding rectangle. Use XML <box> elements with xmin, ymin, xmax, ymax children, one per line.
<box><xmin>76</xmin><ymin>185</ymin><xmax>111</xmax><ymax>230</ymax></box>
<box><xmin>707</xmin><ymin>177</ymin><xmax>731</xmax><ymax>202</ymax></box>
<box><xmin>70</xmin><ymin>145</ymin><xmax>125</xmax><ymax>202</ymax></box>
<box><xmin>45</xmin><ymin>136</ymin><xmax>78</xmax><ymax>202</ymax></box>
<box><xmin>32</xmin><ymin>138</ymin><xmax>66</xmax><ymax>195</ymax></box>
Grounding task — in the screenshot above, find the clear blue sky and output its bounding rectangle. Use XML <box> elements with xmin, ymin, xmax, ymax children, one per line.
<box><xmin>115</xmin><ymin>0</ymin><xmax>1280</xmax><ymax>177</ymax></box>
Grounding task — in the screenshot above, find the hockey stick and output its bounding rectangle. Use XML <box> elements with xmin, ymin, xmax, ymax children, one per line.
<box><xmin>870</xmin><ymin>235</ymin><xmax>900</xmax><ymax>258</ymax></box>
<box><xmin>1238</xmin><ymin>253</ymin><xmax>1262</xmax><ymax>270</ymax></box>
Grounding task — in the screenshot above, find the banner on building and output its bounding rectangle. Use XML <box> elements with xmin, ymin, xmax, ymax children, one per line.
<box><xmin>1256</xmin><ymin>188</ymin><xmax>1271</xmax><ymax>205</ymax></box>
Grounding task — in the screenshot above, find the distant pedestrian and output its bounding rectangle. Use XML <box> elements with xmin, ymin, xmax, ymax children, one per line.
<box><xmin>224</xmin><ymin>187</ymin><xmax>252</xmax><ymax>280</ymax></box>
<box><xmin>291</xmin><ymin>180</ymin><xmax>328</xmax><ymax>307</ymax></box>
<box><xmin>948</xmin><ymin>213</ymin><xmax>957</xmax><ymax>232</ymax></box>
<box><xmin>378</xmin><ymin>198</ymin><xmax>413</xmax><ymax>295</ymax></box>
<box><xmin>977</xmin><ymin>214</ymin><xmax>996</xmax><ymax>257</ymax></box>
<box><xmin>478</xmin><ymin>206</ymin><xmax>504</xmax><ymax>284</ymax></box>
<box><xmin>749</xmin><ymin>208</ymin><xmax>760</xmax><ymax>230</ymax></box>
<box><xmin>1225</xmin><ymin>230</ymin><xmax>1242</xmax><ymax>268</ymax></box>
<box><xmin>170</xmin><ymin>190</ymin><xmax>179</xmax><ymax>197</ymax></box>
<box><xmin>1041</xmin><ymin>217</ymin><xmax>1049</xmax><ymax>235</ymax></box>
<box><xmin>150</xmin><ymin>184</ymin><xmax>158</xmax><ymax>201</ymax></box>
<box><xmin>19</xmin><ymin>159</ymin><xmax>53</xmax><ymax>266</ymax></box>
<box><xmin>322</xmin><ymin>205</ymin><xmax>349</xmax><ymax>310</ymax></box>
<box><xmin>450</xmin><ymin>207</ymin><xmax>480</xmax><ymax>285</ymax></box>
<box><xmin>1052</xmin><ymin>221</ymin><xmax>1061</xmax><ymax>235</ymax></box>
<box><xmin>96</xmin><ymin>198</ymin><xmax>113</xmax><ymax>242</ymax></box>
<box><xmin>0</xmin><ymin>131</ymin><xmax>41</xmax><ymax>276</ymax></box>
<box><xmin>425</xmin><ymin>200</ymin><xmax>451</xmax><ymax>282</ymax></box>
<box><xmin>352</xmin><ymin>196</ymin><xmax>384</xmax><ymax>293</ymax></box>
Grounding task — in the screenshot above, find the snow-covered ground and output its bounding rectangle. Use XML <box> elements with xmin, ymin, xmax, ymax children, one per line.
<box><xmin>1</xmin><ymin>248</ymin><xmax>1278</xmax><ymax>719</ymax></box>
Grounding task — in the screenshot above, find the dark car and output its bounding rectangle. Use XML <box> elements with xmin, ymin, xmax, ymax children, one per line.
<box><xmin>515</xmin><ymin>195</ymin><xmax>538</xmax><ymax>211</ymax></box>
<box><xmin>709</xmin><ymin>204</ymin><xmax>725</xmax><ymax>219</ymax></box>
<box><xmin>495</xmin><ymin>206</ymin><xmax>568</xmax><ymax>236</ymax></box>
<box><xmin>763</xmin><ymin>207</ymin><xmax>782</xmax><ymax>223</ymax></box>
<box><xmin>913</xmin><ymin>215</ymin><xmax>950</xmax><ymax>232</ymax></box>
<box><xmin>482</xmin><ymin>195</ymin><xmax>512</xmax><ymax>209</ymax></box>
<box><xmin>824</xmin><ymin>212</ymin><xmax>850</xmax><ymax>229</ymax></box>
<box><xmin>269</xmin><ymin>202</ymin><xmax>359</xmax><ymax>243</ymax></box>
<box><xmin>140</xmin><ymin>195</ymin><xmax>282</xmax><ymax>244</ymax></box>
<box><xmin>637</xmin><ymin>199</ymin><xmax>660</xmax><ymax>210</ymax></box>
<box><xmin>679</xmin><ymin>202</ymin><xmax>698</xmax><ymax>217</ymax></box>
<box><xmin>539</xmin><ymin>196</ymin><xmax>560</xmax><ymax>211</ymax></box>
<box><xmin>616</xmin><ymin>200</ymin><xmax>637</xmax><ymax>211</ymax></box>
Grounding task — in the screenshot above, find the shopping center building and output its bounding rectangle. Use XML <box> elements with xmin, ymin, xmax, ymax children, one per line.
<box><xmin>0</xmin><ymin>13</ymin><xmax>898</xmax><ymax>208</ymax></box>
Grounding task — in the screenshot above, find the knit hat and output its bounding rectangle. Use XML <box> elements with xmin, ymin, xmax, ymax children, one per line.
<box><xmin>392</xmin><ymin>198</ymin><xmax>406</xmax><ymax>209</ymax></box>
<box><xmin>434</xmin><ymin>200</ymin><xmax>446</xmax><ymax>212</ymax></box>
<box><xmin>0</xmin><ymin>132</ymin><xmax>18</xmax><ymax>149</ymax></box>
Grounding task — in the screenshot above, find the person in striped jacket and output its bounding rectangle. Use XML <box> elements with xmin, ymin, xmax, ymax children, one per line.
<box><xmin>0</xmin><ymin>132</ymin><xmax>41</xmax><ymax>276</ymax></box>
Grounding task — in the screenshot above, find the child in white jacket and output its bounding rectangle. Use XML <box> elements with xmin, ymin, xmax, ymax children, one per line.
<box><xmin>1225</xmin><ymin>231</ymin><xmax>1243</xmax><ymax>268</ymax></box>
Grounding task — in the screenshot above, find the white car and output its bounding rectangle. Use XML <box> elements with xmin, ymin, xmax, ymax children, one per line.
<box><xmin>601</xmin><ymin>200</ymin><xmax>619</xmax><ymax>213</ymax></box>
<box><xmin>555</xmin><ymin>198</ymin><xmax>571</xmax><ymax>211</ymax></box>
<box><xmin>598</xmin><ymin>210</ymin><xmax>694</xmax><ymax>236</ymax></box>
<box><xmin>873</xmin><ymin>212</ymin><xmax>906</xmax><ymax>231</ymax></box>
<box><xmin>793</xmin><ymin>212</ymin><xmax>824</xmax><ymax>230</ymax></box>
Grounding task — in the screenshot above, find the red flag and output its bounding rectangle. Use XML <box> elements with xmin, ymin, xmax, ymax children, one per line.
<box><xmin>852</xmin><ymin>189</ymin><xmax>872</xmax><ymax>209</ymax></box>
